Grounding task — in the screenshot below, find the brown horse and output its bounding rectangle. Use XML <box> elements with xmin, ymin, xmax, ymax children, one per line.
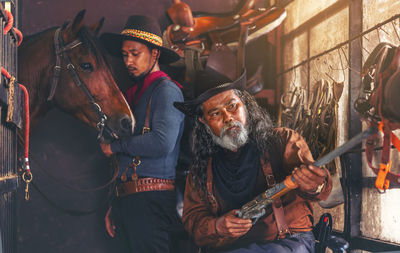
<box><xmin>18</xmin><ymin>10</ymin><xmax>134</xmax><ymax>140</ymax></box>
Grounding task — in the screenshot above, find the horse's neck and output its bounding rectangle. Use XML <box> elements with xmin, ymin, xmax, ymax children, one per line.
<box><xmin>18</xmin><ymin>28</ymin><xmax>57</xmax><ymax>126</ymax></box>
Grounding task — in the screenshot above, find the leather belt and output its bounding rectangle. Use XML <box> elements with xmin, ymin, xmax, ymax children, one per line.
<box><xmin>116</xmin><ymin>178</ymin><xmax>174</xmax><ymax>197</ymax></box>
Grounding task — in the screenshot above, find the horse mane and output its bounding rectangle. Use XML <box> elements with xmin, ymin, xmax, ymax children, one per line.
<box><xmin>23</xmin><ymin>24</ymin><xmax>109</xmax><ymax>68</ymax></box>
<box><xmin>23</xmin><ymin>26</ymin><xmax>58</xmax><ymax>42</ymax></box>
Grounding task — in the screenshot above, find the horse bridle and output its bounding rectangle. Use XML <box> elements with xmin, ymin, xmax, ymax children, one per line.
<box><xmin>48</xmin><ymin>27</ymin><xmax>118</xmax><ymax>141</ymax></box>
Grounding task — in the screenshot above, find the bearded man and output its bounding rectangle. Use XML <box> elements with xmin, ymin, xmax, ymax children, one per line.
<box><xmin>174</xmin><ymin>69</ymin><xmax>332</xmax><ymax>253</ymax></box>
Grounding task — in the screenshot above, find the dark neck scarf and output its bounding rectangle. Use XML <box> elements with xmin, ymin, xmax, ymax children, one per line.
<box><xmin>212</xmin><ymin>142</ymin><xmax>261</xmax><ymax>211</ymax></box>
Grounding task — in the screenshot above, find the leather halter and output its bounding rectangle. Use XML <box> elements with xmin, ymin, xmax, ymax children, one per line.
<box><xmin>48</xmin><ymin>27</ymin><xmax>118</xmax><ymax>141</ymax></box>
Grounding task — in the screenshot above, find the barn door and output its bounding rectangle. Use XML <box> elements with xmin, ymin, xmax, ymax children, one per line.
<box><xmin>0</xmin><ymin>1</ymin><xmax>21</xmax><ymax>253</ymax></box>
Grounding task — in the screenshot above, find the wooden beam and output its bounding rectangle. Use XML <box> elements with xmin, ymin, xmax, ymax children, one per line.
<box><xmin>343</xmin><ymin>0</ymin><xmax>363</xmax><ymax>240</ymax></box>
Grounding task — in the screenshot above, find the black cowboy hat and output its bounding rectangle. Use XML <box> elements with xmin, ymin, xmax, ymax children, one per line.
<box><xmin>174</xmin><ymin>68</ymin><xmax>246</xmax><ymax>117</ymax></box>
<box><xmin>100</xmin><ymin>15</ymin><xmax>180</xmax><ymax>64</ymax></box>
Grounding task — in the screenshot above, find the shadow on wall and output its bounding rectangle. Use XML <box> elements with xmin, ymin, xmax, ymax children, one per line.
<box><xmin>20</xmin><ymin>0</ymin><xmax>242</xmax><ymax>35</ymax></box>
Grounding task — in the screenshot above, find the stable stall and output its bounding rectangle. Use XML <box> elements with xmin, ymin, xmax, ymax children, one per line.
<box><xmin>0</xmin><ymin>0</ymin><xmax>399</xmax><ymax>252</ymax></box>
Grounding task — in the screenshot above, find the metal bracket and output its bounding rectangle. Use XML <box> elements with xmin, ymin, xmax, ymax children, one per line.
<box><xmin>0</xmin><ymin>176</ymin><xmax>18</xmax><ymax>194</ymax></box>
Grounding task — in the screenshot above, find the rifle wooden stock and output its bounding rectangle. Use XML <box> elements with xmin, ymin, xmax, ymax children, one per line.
<box><xmin>270</xmin><ymin>176</ymin><xmax>298</xmax><ymax>200</ymax></box>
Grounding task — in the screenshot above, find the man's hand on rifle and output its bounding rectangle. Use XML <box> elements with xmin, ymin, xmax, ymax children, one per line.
<box><xmin>216</xmin><ymin>210</ymin><xmax>253</xmax><ymax>238</ymax></box>
<box><xmin>292</xmin><ymin>164</ymin><xmax>327</xmax><ymax>194</ymax></box>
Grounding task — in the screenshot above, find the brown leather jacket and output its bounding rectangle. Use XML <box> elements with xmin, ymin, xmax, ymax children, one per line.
<box><xmin>182</xmin><ymin>128</ymin><xmax>332</xmax><ymax>250</ymax></box>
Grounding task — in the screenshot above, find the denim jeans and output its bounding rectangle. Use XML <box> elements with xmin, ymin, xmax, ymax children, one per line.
<box><xmin>215</xmin><ymin>231</ymin><xmax>315</xmax><ymax>253</ymax></box>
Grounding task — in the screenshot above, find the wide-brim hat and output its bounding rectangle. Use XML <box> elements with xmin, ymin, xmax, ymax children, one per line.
<box><xmin>100</xmin><ymin>15</ymin><xmax>180</xmax><ymax>64</ymax></box>
<box><xmin>174</xmin><ymin>68</ymin><xmax>246</xmax><ymax>117</ymax></box>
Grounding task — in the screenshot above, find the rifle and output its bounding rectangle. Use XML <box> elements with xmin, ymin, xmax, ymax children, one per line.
<box><xmin>236</xmin><ymin>126</ymin><xmax>378</xmax><ymax>223</ymax></box>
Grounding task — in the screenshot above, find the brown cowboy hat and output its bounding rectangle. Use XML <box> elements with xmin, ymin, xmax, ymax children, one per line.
<box><xmin>100</xmin><ymin>15</ymin><xmax>180</xmax><ymax>64</ymax></box>
<box><xmin>174</xmin><ymin>68</ymin><xmax>246</xmax><ymax>117</ymax></box>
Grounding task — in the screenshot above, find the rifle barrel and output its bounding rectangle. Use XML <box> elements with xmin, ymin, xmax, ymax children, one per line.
<box><xmin>238</xmin><ymin>126</ymin><xmax>379</xmax><ymax>218</ymax></box>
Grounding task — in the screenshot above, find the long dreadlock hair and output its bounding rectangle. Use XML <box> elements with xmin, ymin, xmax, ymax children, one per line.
<box><xmin>190</xmin><ymin>90</ymin><xmax>280</xmax><ymax>195</ymax></box>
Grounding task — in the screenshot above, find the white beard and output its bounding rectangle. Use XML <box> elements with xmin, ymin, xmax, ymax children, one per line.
<box><xmin>205</xmin><ymin>121</ymin><xmax>249</xmax><ymax>151</ymax></box>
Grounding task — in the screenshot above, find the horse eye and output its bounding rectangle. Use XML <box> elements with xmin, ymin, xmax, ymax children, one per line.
<box><xmin>80</xmin><ymin>63</ymin><xmax>94</xmax><ymax>72</ymax></box>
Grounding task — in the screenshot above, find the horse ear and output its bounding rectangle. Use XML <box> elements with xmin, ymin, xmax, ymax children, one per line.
<box><xmin>89</xmin><ymin>17</ymin><xmax>105</xmax><ymax>37</ymax></box>
<box><xmin>64</xmin><ymin>9</ymin><xmax>86</xmax><ymax>40</ymax></box>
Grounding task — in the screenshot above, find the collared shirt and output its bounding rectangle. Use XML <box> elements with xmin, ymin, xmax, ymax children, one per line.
<box><xmin>110</xmin><ymin>71</ymin><xmax>184</xmax><ymax>180</ymax></box>
<box><xmin>182</xmin><ymin>128</ymin><xmax>333</xmax><ymax>249</ymax></box>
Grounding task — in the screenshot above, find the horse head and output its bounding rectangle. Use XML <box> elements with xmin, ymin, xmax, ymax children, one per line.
<box><xmin>18</xmin><ymin>10</ymin><xmax>135</xmax><ymax>141</ymax></box>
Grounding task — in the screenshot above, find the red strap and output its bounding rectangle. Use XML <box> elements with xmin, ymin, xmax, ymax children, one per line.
<box><xmin>363</xmin><ymin>47</ymin><xmax>400</xmax><ymax>189</ymax></box>
<box><xmin>205</xmin><ymin>158</ymin><xmax>218</xmax><ymax>213</ymax></box>
<box><xmin>376</xmin><ymin>162</ymin><xmax>391</xmax><ymax>190</ymax></box>
<box><xmin>366</xmin><ymin>122</ymin><xmax>400</xmax><ymax>190</ymax></box>
<box><xmin>3</xmin><ymin>10</ymin><xmax>13</xmax><ymax>34</ymax></box>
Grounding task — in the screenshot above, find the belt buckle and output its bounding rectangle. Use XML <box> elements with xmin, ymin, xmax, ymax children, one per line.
<box><xmin>266</xmin><ymin>175</ymin><xmax>276</xmax><ymax>187</ymax></box>
<box><xmin>142</xmin><ymin>127</ymin><xmax>150</xmax><ymax>134</ymax></box>
<box><xmin>278</xmin><ymin>229</ymin><xmax>291</xmax><ymax>239</ymax></box>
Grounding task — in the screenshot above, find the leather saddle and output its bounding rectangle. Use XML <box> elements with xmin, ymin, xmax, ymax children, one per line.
<box><xmin>357</xmin><ymin>42</ymin><xmax>400</xmax><ymax>124</ymax></box>
<box><xmin>164</xmin><ymin>0</ymin><xmax>286</xmax><ymax>58</ymax></box>
<box><xmin>165</xmin><ymin>0</ymin><xmax>286</xmax><ymax>96</ymax></box>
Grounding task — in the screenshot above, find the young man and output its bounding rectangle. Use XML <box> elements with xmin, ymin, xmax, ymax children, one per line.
<box><xmin>174</xmin><ymin>69</ymin><xmax>332</xmax><ymax>253</ymax></box>
<box><xmin>100</xmin><ymin>15</ymin><xmax>184</xmax><ymax>252</ymax></box>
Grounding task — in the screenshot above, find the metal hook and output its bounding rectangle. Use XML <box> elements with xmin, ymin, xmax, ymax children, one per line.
<box><xmin>312</xmin><ymin>58</ymin><xmax>324</xmax><ymax>82</ymax></box>
<box><xmin>359</xmin><ymin>36</ymin><xmax>370</xmax><ymax>56</ymax></box>
<box><xmin>290</xmin><ymin>67</ymin><xmax>298</xmax><ymax>87</ymax></box>
<box><xmin>340</xmin><ymin>44</ymin><xmax>361</xmax><ymax>75</ymax></box>
<box><xmin>337</xmin><ymin>48</ymin><xmax>346</xmax><ymax>83</ymax></box>
<box><xmin>391</xmin><ymin>20</ymin><xmax>400</xmax><ymax>42</ymax></box>
<box><xmin>376</xmin><ymin>28</ymin><xmax>381</xmax><ymax>43</ymax></box>
<box><xmin>339</xmin><ymin>46</ymin><xmax>350</xmax><ymax>68</ymax></box>
<box><xmin>324</xmin><ymin>48</ymin><xmax>346</xmax><ymax>83</ymax></box>
<box><xmin>298</xmin><ymin>64</ymin><xmax>310</xmax><ymax>104</ymax></box>
<box><xmin>324</xmin><ymin>70</ymin><xmax>336</xmax><ymax>83</ymax></box>
<box><xmin>321</xmin><ymin>56</ymin><xmax>337</xmax><ymax>83</ymax></box>
<box><xmin>379</xmin><ymin>26</ymin><xmax>390</xmax><ymax>36</ymax></box>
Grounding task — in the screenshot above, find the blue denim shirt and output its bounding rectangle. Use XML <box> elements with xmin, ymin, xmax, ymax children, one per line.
<box><xmin>110</xmin><ymin>77</ymin><xmax>184</xmax><ymax>179</ymax></box>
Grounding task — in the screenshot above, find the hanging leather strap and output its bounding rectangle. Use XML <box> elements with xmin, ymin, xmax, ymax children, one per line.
<box><xmin>142</xmin><ymin>77</ymin><xmax>168</xmax><ymax>134</ymax></box>
<box><xmin>119</xmin><ymin>77</ymin><xmax>168</xmax><ymax>182</ymax></box>
<box><xmin>261</xmin><ymin>156</ymin><xmax>291</xmax><ymax>239</ymax></box>
<box><xmin>272</xmin><ymin>198</ymin><xmax>290</xmax><ymax>239</ymax></box>
<box><xmin>143</xmin><ymin>96</ymin><xmax>152</xmax><ymax>134</ymax></box>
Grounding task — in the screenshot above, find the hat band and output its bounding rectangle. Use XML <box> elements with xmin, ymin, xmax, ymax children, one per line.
<box><xmin>121</xmin><ymin>29</ymin><xmax>163</xmax><ymax>47</ymax></box>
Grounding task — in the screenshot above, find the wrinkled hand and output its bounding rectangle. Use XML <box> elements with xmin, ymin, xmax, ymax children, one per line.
<box><xmin>215</xmin><ymin>210</ymin><xmax>253</xmax><ymax>238</ymax></box>
<box><xmin>292</xmin><ymin>164</ymin><xmax>327</xmax><ymax>193</ymax></box>
<box><xmin>105</xmin><ymin>207</ymin><xmax>116</xmax><ymax>237</ymax></box>
<box><xmin>100</xmin><ymin>143</ymin><xmax>113</xmax><ymax>157</ymax></box>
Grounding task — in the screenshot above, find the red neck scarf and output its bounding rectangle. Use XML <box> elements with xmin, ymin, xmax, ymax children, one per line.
<box><xmin>124</xmin><ymin>71</ymin><xmax>182</xmax><ymax>108</ymax></box>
